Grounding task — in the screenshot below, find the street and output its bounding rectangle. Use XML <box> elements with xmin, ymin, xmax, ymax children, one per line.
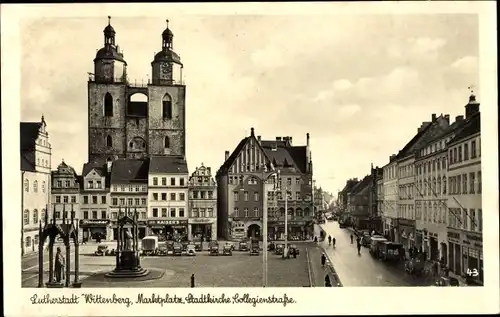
<box><xmin>22</xmin><ymin>244</ymin><xmax>317</xmax><ymax>288</ymax></box>
<box><xmin>317</xmin><ymin>221</ymin><xmax>434</xmax><ymax>286</ymax></box>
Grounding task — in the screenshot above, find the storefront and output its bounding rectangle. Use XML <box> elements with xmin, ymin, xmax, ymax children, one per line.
<box><xmin>189</xmin><ymin>218</ymin><xmax>216</xmax><ymax>241</ymax></box>
<box><xmin>447</xmin><ymin>228</ymin><xmax>462</xmax><ymax>275</ymax></box>
<box><xmin>111</xmin><ymin>220</ymin><xmax>147</xmax><ymax>240</ymax></box>
<box><xmin>415</xmin><ymin>229</ymin><xmax>423</xmax><ymax>250</ymax></box>
<box><xmin>147</xmin><ymin>219</ymin><xmax>188</xmax><ymax>241</ymax></box>
<box><xmin>461</xmin><ymin>231</ymin><xmax>483</xmax><ymax>285</ymax></box>
<box><xmin>230</xmin><ymin>220</ymin><xmax>246</xmax><ymax>241</ymax></box>
<box><xmin>398</xmin><ymin>219</ymin><xmax>415</xmax><ymax>252</ymax></box>
<box><xmin>80</xmin><ymin>219</ymin><xmax>111</xmax><ymax>240</ymax></box>
<box><xmin>429</xmin><ymin>231</ymin><xmax>439</xmax><ymax>261</ymax></box>
<box><xmin>267</xmin><ymin>218</ymin><xmax>312</xmax><ymax>241</ymax></box>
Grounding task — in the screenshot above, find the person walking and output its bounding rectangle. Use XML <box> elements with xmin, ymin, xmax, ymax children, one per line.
<box><xmin>328</xmin><ymin>235</ymin><xmax>332</xmax><ymax>246</ymax></box>
<box><xmin>324</xmin><ymin>274</ymin><xmax>332</xmax><ymax>287</ymax></box>
<box><xmin>321</xmin><ymin>253</ymin><xmax>326</xmax><ymax>268</ymax></box>
<box><xmin>350</xmin><ymin>234</ymin><xmax>354</xmax><ymax>244</ymax></box>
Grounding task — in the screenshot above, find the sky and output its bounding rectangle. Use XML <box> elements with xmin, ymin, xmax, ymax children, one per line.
<box><xmin>20</xmin><ymin>14</ymin><xmax>479</xmax><ymax>195</ymax></box>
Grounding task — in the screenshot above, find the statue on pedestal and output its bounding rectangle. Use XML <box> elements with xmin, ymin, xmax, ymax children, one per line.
<box><xmin>54</xmin><ymin>247</ymin><xmax>65</xmax><ymax>282</ymax></box>
<box><xmin>124</xmin><ymin>228</ymin><xmax>133</xmax><ymax>251</ymax></box>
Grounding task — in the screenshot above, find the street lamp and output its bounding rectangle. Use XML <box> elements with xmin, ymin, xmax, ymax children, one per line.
<box><xmin>277</xmin><ymin>169</ymin><xmax>290</xmax><ymax>258</ymax></box>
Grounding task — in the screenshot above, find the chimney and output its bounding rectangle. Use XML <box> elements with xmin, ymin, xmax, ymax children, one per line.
<box><xmin>455</xmin><ymin>115</ymin><xmax>464</xmax><ymax>122</ymax></box>
<box><xmin>432</xmin><ymin>113</ymin><xmax>436</xmax><ymax>121</ymax></box>
<box><xmin>288</xmin><ymin>136</ymin><xmax>292</xmax><ymax>145</ymax></box>
<box><xmin>390</xmin><ymin>154</ymin><xmax>397</xmax><ymax>161</ymax></box>
<box><xmin>276</xmin><ymin>137</ymin><xmax>282</xmax><ymax>141</ymax></box>
<box><xmin>444</xmin><ymin>114</ymin><xmax>450</xmax><ymax>124</ymax></box>
<box><xmin>465</xmin><ymin>94</ymin><xmax>480</xmax><ymax>119</ymax></box>
<box><xmin>224</xmin><ymin>151</ymin><xmax>230</xmax><ymax>161</ymax></box>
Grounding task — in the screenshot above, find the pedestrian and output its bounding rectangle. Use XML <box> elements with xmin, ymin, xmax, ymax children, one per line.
<box><xmin>350</xmin><ymin>234</ymin><xmax>353</xmax><ymax>244</ymax></box>
<box><xmin>324</xmin><ymin>274</ymin><xmax>332</xmax><ymax>287</ymax></box>
<box><xmin>321</xmin><ymin>253</ymin><xmax>326</xmax><ymax>268</ymax></box>
<box><xmin>190</xmin><ymin>274</ymin><xmax>195</xmax><ymax>288</ymax></box>
<box><xmin>356</xmin><ymin>241</ymin><xmax>361</xmax><ymax>254</ymax></box>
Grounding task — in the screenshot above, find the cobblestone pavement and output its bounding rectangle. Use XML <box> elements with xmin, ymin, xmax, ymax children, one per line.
<box><xmin>318</xmin><ymin>222</ymin><xmax>437</xmax><ymax>286</ymax></box>
<box><xmin>22</xmin><ymin>245</ymin><xmax>313</xmax><ymax>288</ymax></box>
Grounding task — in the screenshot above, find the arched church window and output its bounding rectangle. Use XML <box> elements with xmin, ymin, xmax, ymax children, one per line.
<box><xmin>162</xmin><ymin>94</ymin><xmax>172</xmax><ymax>119</ymax></box>
<box><xmin>129</xmin><ymin>142</ymin><xmax>134</xmax><ymax>149</ymax></box>
<box><xmin>164</xmin><ymin>136</ymin><xmax>170</xmax><ymax>148</ymax></box>
<box><xmin>106</xmin><ymin>135</ymin><xmax>113</xmax><ymax>147</ymax></box>
<box><xmin>104</xmin><ymin>93</ymin><xmax>113</xmax><ymax>117</ymax></box>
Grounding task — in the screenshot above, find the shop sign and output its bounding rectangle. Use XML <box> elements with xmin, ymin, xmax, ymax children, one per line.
<box><xmin>79</xmin><ymin>219</ymin><xmax>110</xmax><ymax>226</ymax></box>
<box><xmin>189</xmin><ymin>218</ymin><xmax>214</xmax><ymax>224</ymax></box>
<box><xmin>447</xmin><ymin>230</ymin><xmax>461</xmax><ymax>242</ymax></box>
<box><xmin>147</xmin><ymin>220</ymin><xmax>188</xmax><ymax>226</ymax></box>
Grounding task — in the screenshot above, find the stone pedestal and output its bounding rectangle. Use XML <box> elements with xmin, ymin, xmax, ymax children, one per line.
<box><xmin>46</xmin><ymin>282</ymin><xmax>65</xmax><ymax>288</ymax></box>
<box><xmin>105</xmin><ymin>250</ymin><xmax>150</xmax><ymax>278</ymax></box>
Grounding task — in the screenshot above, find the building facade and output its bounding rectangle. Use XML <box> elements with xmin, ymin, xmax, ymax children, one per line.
<box><xmin>80</xmin><ymin>161</ymin><xmax>111</xmax><ymax>240</ymax></box>
<box><xmin>147</xmin><ymin>156</ymin><xmax>189</xmax><ymax>240</ymax></box>
<box><xmin>446</xmin><ymin>95</ymin><xmax>482</xmax><ymax>285</ymax></box>
<box><xmin>382</xmin><ymin>156</ymin><xmax>398</xmax><ymax>241</ymax></box>
<box><xmin>87</xmin><ymin>18</ymin><xmax>186</xmax><ymax>165</ymax></box>
<box><xmin>21</xmin><ymin>116</ymin><xmax>52</xmax><ymax>255</ymax></box>
<box><xmin>347</xmin><ymin>175</ymin><xmax>373</xmax><ymax>231</ymax></box>
<box><xmin>188</xmin><ymin>164</ymin><xmax>217</xmax><ymax>241</ymax></box>
<box><xmin>376</xmin><ymin>170</ymin><xmax>384</xmax><ymax>232</ymax></box>
<box><xmin>216</xmin><ymin>128</ymin><xmax>313</xmax><ymax>241</ymax></box>
<box><xmin>109</xmin><ymin>159</ymin><xmax>149</xmax><ymax>239</ymax></box>
<box><xmin>51</xmin><ymin>160</ymin><xmax>81</xmax><ymax>237</ymax></box>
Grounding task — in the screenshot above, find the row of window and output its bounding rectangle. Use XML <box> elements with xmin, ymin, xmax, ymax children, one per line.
<box><xmin>151</xmin><ymin>207</ymin><xmax>186</xmax><ymax>218</ymax></box>
<box><xmin>111</xmin><ymin>185</ymin><xmax>148</xmax><ymax>192</ymax></box>
<box><xmin>24</xmin><ymin>180</ymin><xmax>46</xmax><ymax>193</ymax></box>
<box><xmin>233</xmin><ymin>207</ymin><xmax>311</xmax><ymax>218</ymax></box>
<box><xmin>111</xmin><ymin>197</ymin><xmax>148</xmax><ymax>206</ymax></box>
<box><xmin>448</xmin><ymin>208</ymin><xmax>483</xmax><ymax>232</ymax></box>
<box><xmin>53</xmin><ymin>179</ymin><xmax>77</xmax><ymax>188</ymax></box>
<box><xmin>105</xmin><ymin>135</ymin><xmax>172</xmax><ymax>149</ymax></box>
<box><xmin>189</xmin><ymin>176</ymin><xmax>215</xmax><ymax>186</ymax></box>
<box><xmin>233</xmin><ymin>191</ymin><xmax>312</xmax><ymax>202</ymax></box>
<box><xmin>152</xmin><ymin>192</ymin><xmax>186</xmax><ymax>201</ymax></box>
<box><xmin>416</xmin><ymin>157</ymin><xmax>446</xmax><ymax>176</ymax></box>
<box><xmin>37</xmin><ymin>158</ymin><xmax>50</xmax><ymax>168</ymax></box>
<box><xmin>23</xmin><ymin>209</ymin><xmax>46</xmax><ymax>225</ymax></box>
<box><xmin>55</xmin><ymin>195</ymin><xmax>78</xmax><ymax>203</ymax></box>
<box><xmin>191</xmin><ymin>191</ymin><xmax>214</xmax><ymax>199</ymax></box>
<box><xmin>449</xmin><ymin>138</ymin><xmax>480</xmax><ymax>166</ymax></box>
<box><xmin>448</xmin><ymin>172</ymin><xmax>482</xmax><ymax>195</ymax></box>
<box><xmin>24</xmin><ymin>235</ymin><xmax>39</xmax><ymax>248</ymax></box>
<box><xmin>190</xmin><ymin>208</ymin><xmax>215</xmax><ymax>218</ymax></box>
<box><xmin>384</xmin><ymin>165</ymin><xmax>397</xmax><ymax>181</ymax></box>
<box><xmin>152</xmin><ymin>176</ymin><xmax>186</xmax><ymax>187</ymax></box>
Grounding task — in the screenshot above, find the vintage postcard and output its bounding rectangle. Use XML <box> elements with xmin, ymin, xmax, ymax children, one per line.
<box><xmin>2</xmin><ymin>1</ymin><xmax>498</xmax><ymax>316</ymax></box>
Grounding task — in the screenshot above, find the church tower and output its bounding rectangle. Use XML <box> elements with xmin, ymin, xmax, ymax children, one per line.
<box><xmin>148</xmin><ymin>20</ymin><xmax>186</xmax><ymax>158</ymax></box>
<box><xmin>88</xmin><ymin>16</ymin><xmax>128</xmax><ymax>165</ymax></box>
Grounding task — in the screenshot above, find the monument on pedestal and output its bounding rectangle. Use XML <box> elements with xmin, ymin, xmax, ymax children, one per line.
<box><xmin>38</xmin><ymin>204</ymin><xmax>82</xmax><ymax>288</ymax></box>
<box><xmin>105</xmin><ymin>207</ymin><xmax>150</xmax><ymax>278</ymax></box>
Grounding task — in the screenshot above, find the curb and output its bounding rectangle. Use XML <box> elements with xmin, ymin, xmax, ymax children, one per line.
<box><xmin>319</xmin><ymin>246</ymin><xmax>343</xmax><ymax>287</ymax></box>
<box><xmin>305</xmin><ymin>247</ymin><xmax>314</xmax><ymax>287</ymax></box>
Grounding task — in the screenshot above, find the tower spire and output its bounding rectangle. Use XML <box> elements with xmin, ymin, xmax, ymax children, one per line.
<box><xmin>108</xmin><ymin>15</ymin><xmax>111</xmax><ymax>25</ymax></box>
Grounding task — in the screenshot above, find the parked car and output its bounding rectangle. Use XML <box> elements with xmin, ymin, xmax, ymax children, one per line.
<box><xmin>141</xmin><ymin>236</ymin><xmax>159</xmax><ymax>256</ymax></box>
<box><xmin>239</xmin><ymin>241</ymin><xmax>249</xmax><ymax>251</ymax></box>
<box><xmin>378</xmin><ymin>242</ymin><xmax>404</xmax><ymax>261</ymax></box>
<box><xmin>275</xmin><ymin>244</ymin><xmax>284</xmax><ymax>255</ymax></box>
<box><xmin>405</xmin><ymin>253</ymin><xmax>425</xmax><ymax>275</ymax></box>
<box><xmin>268</xmin><ymin>242</ymin><xmax>276</xmax><ymax>251</ymax></box>
<box><xmin>434</xmin><ymin>276</ymin><xmax>460</xmax><ymax>287</ymax></box>
<box><xmin>173</xmin><ymin>242</ymin><xmax>183</xmax><ymax>256</ymax></box>
<box><xmin>94</xmin><ymin>245</ymin><xmax>108</xmax><ymax>256</ymax></box>
<box><xmin>289</xmin><ymin>244</ymin><xmax>299</xmax><ymax>257</ymax></box>
<box><xmin>209</xmin><ymin>241</ymin><xmax>219</xmax><ymax>256</ymax></box>
<box><xmin>222</xmin><ymin>243</ymin><xmax>233</xmax><ymax>256</ymax></box>
<box><xmin>250</xmin><ymin>238</ymin><xmax>259</xmax><ymax>256</ymax></box>
<box><xmin>157</xmin><ymin>246</ymin><xmax>168</xmax><ymax>256</ymax></box>
<box><xmin>369</xmin><ymin>236</ymin><xmax>388</xmax><ymax>256</ymax></box>
<box><xmin>185</xmin><ymin>244</ymin><xmax>196</xmax><ymax>256</ymax></box>
<box><xmin>193</xmin><ymin>238</ymin><xmax>203</xmax><ymax>251</ymax></box>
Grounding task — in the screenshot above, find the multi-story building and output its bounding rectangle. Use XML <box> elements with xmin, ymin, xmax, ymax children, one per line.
<box><xmin>369</xmin><ymin>165</ymin><xmax>383</xmax><ymax>233</ymax></box>
<box><xmin>109</xmin><ymin>159</ymin><xmax>149</xmax><ymax>239</ymax></box>
<box><xmin>337</xmin><ymin>178</ymin><xmax>359</xmax><ymax>224</ymax></box>
<box><xmin>188</xmin><ymin>164</ymin><xmax>217</xmax><ymax>241</ymax></box>
<box><xmin>382</xmin><ymin>155</ymin><xmax>398</xmax><ymax>241</ymax></box>
<box><xmin>346</xmin><ymin>174</ymin><xmax>374</xmax><ymax>231</ymax></box>
<box><xmin>20</xmin><ymin>116</ymin><xmax>52</xmax><ymax>255</ymax></box>
<box><xmin>414</xmin><ymin>113</ymin><xmax>467</xmax><ymax>262</ymax></box>
<box><xmin>147</xmin><ymin>156</ymin><xmax>189</xmax><ymax>240</ymax></box>
<box><xmin>376</xmin><ymin>169</ymin><xmax>384</xmax><ymax>233</ymax></box>
<box><xmin>216</xmin><ymin>129</ymin><xmax>313</xmax><ymax>241</ymax></box>
<box><xmin>446</xmin><ymin>94</ymin><xmax>482</xmax><ymax>285</ymax></box>
<box><xmin>87</xmin><ymin>18</ymin><xmax>186</xmax><ymax>166</ymax></box>
<box><xmin>80</xmin><ymin>161</ymin><xmax>111</xmax><ymax>240</ymax></box>
<box><xmin>51</xmin><ymin>160</ymin><xmax>81</xmax><ymax>235</ymax></box>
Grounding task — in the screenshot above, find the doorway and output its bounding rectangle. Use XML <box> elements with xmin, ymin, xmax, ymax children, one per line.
<box><xmin>247</xmin><ymin>224</ymin><xmax>261</xmax><ymax>239</ymax></box>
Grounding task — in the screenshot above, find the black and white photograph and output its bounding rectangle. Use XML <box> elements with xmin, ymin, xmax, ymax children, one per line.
<box><xmin>2</xmin><ymin>2</ymin><xmax>498</xmax><ymax>316</ymax></box>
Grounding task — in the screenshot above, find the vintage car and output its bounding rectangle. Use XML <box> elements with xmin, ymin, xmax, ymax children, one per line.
<box><xmin>141</xmin><ymin>236</ymin><xmax>159</xmax><ymax>256</ymax></box>
<box><xmin>94</xmin><ymin>245</ymin><xmax>108</xmax><ymax>256</ymax></box>
<box><xmin>405</xmin><ymin>253</ymin><xmax>426</xmax><ymax>275</ymax></box>
<box><xmin>268</xmin><ymin>242</ymin><xmax>276</xmax><ymax>251</ymax></box>
<box><xmin>166</xmin><ymin>241</ymin><xmax>175</xmax><ymax>253</ymax></box>
<box><xmin>275</xmin><ymin>244</ymin><xmax>284</xmax><ymax>255</ymax></box>
<box><xmin>182</xmin><ymin>241</ymin><xmax>189</xmax><ymax>252</ymax></box>
<box><xmin>238</xmin><ymin>241</ymin><xmax>249</xmax><ymax>252</ymax></box>
<box><xmin>250</xmin><ymin>239</ymin><xmax>259</xmax><ymax>256</ymax></box>
<box><xmin>173</xmin><ymin>242</ymin><xmax>183</xmax><ymax>256</ymax></box>
<box><xmin>185</xmin><ymin>244</ymin><xmax>196</xmax><ymax>256</ymax></box>
<box><xmin>360</xmin><ymin>232</ymin><xmax>371</xmax><ymax>247</ymax></box>
<box><xmin>369</xmin><ymin>236</ymin><xmax>388</xmax><ymax>256</ymax></box>
<box><xmin>434</xmin><ymin>276</ymin><xmax>460</xmax><ymax>287</ymax></box>
<box><xmin>193</xmin><ymin>238</ymin><xmax>203</xmax><ymax>251</ymax></box>
<box><xmin>209</xmin><ymin>241</ymin><xmax>219</xmax><ymax>256</ymax></box>
<box><xmin>157</xmin><ymin>246</ymin><xmax>168</xmax><ymax>256</ymax></box>
<box><xmin>378</xmin><ymin>242</ymin><xmax>404</xmax><ymax>261</ymax></box>
<box><xmin>222</xmin><ymin>243</ymin><xmax>233</xmax><ymax>256</ymax></box>
<box><xmin>289</xmin><ymin>245</ymin><xmax>299</xmax><ymax>257</ymax></box>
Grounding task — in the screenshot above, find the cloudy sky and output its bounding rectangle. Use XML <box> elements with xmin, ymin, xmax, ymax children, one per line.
<box><xmin>19</xmin><ymin>13</ymin><xmax>479</xmax><ymax>195</ymax></box>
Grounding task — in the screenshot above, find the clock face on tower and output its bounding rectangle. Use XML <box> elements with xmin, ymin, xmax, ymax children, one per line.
<box><xmin>160</xmin><ymin>62</ymin><xmax>173</xmax><ymax>79</ymax></box>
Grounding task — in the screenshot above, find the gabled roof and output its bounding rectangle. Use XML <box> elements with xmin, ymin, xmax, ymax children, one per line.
<box><xmin>396</xmin><ymin>118</ymin><xmax>438</xmax><ymax>160</ymax></box>
<box><xmin>21</xmin><ymin>154</ymin><xmax>36</xmax><ymax>172</ymax></box>
<box><xmin>149</xmin><ymin>156</ymin><xmax>188</xmax><ymax>174</ymax></box>
<box><xmin>110</xmin><ymin>159</ymin><xmax>149</xmax><ymax>184</ymax></box>
<box><xmin>448</xmin><ymin>112</ymin><xmax>480</xmax><ymax>145</ymax></box>
<box><xmin>20</xmin><ymin>122</ymin><xmax>42</xmax><ymax>151</ymax></box>
<box><xmin>349</xmin><ymin>175</ymin><xmax>372</xmax><ymax>195</ymax></box>
<box><xmin>218</xmin><ymin>133</ymin><xmax>273</xmax><ymax>174</ymax></box>
<box><xmin>340</xmin><ymin>179</ymin><xmax>359</xmax><ymax>195</ymax></box>
<box><xmin>260</xmin><ymin>140</ymin><xmax>308</xmax><ymax>174</ymax></box>
<box><xmin>82</xmin><ymin>161</ymin><xmax>107</xmax><ymax>177</ymax></box>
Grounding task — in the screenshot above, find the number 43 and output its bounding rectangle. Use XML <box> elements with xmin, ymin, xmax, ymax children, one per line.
<box><xmin>467</xmin><ymin>268</ymin><xmax>479</xmax><ymax>277</ymax></box>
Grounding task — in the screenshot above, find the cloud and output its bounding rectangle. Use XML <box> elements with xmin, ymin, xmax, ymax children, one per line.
<box><xmin>408</xmin><ymin>37</ymin><xmax>447</xmax><ymax>55</ymax></box>
<box><xmin>250</xmin><ymin>47</ymin><xmax>286</xmax><ymax>69</ymax></box>
<box><xmin>333</xmin><ymin>79</ymin><xmax>353</xmax><ymax>91</ymax></box>
<box><xmin>451</xmin><ymin>56</ymin><xmax>478</xmax><ymax>74</ymax></box>
<box><xmin>338</xmin><ymin>104</ymin><xmax>361</xmax><ymax>118</ymax></box>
